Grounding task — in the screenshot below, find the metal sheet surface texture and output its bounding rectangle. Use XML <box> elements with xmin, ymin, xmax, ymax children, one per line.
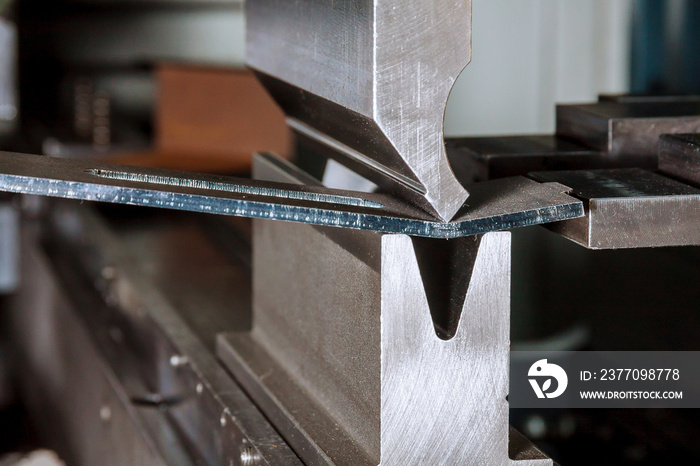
<box><xmin>0</xmin><ymin>151</ymin><xmax>584</xmax><ymax>238</ymax></box>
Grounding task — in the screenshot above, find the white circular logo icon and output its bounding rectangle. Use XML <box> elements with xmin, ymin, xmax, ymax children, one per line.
<box><xmin>528</xmin><ymin>359</ymin><xmax>568</xmax><ymax>399</ymax></box>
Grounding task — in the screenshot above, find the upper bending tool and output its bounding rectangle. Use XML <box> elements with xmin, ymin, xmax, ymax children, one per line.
<box><xmin>247</xmin><ymin>0</ymin><xmax>473</xmax><ymax>221</ymax></box>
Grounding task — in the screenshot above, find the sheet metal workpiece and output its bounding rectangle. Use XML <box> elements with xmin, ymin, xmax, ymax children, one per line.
<box><xmin>658</xmin><ymin>133</ymin><xmax>700</xmax><ymax>185</ymax></box>
<box><xmin>247</xmin><ymin>0</ymin><xmax>472</xmax><ymax>221</ymax></box>
<box><xmin>556</xmin><ymin>100</ymin><xmax>700</xmax><ymax>157</ymax></box>
<box><xmin>216</xmin><ymin>155</ymin><xmax>552</xmax><ymax>465</ymax></box>
<box><xmin>531</xmin><ymin>168</ymin><xmax>700</xmax><ymax>249</ymax></box>
<box><xmin>0</xmin><ymin>151</ymin><xmax>583</xmax><ymax>238</ymax></box>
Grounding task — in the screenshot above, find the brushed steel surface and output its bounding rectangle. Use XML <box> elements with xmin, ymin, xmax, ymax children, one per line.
<box><xmin>216</xmin><ymin>154</ymin><xmax>552</xmax><ymax>465</ymax></box>
<box><xmin>218</xmin><ymin>228</ymin><xmax>552</xmax><ymax>465</ymax></box>
<box><xmin>247</xmin><ymin>0</ymin><xmax>472</xmax><ymax>221</ymax></box>
<box><xmin>223</xmin><ymin>220</ymin><xmax>382</xmax><ymax>465</ymax></box>
<box><xmin>532</xmin><ymin>168</ymin><xmax>700</xmax><ymax>249</ymax></box>
<box><xmin>379</xmin><ymin>232</ymin><xmax>549</xmax><ymax>465</ymax></box>
<box><xmin>0</xmin><ymin>151</ymin><xmax>584</xmax><ymax>238</ymax></box>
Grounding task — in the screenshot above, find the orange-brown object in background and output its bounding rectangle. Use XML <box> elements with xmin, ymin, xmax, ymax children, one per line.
<box><xmin>112</xmin><ymin>64</ymin><xmax>292</xmax><ymax>174</ymax></box>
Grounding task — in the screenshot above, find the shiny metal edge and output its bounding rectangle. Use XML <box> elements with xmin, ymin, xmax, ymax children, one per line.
<box><xmin>0</xmin><ymin>152</ymin><xmax>583</xmax><ymax>238</ymax></box>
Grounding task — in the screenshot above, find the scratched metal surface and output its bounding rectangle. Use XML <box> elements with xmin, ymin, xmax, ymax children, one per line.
<box><xmin>0</xmin><ymin>152</ymin><xmax>583</xmax><ymax>238</ymax></box>
<box><xmin>247</xmin><ymin>0</ymin><xmax>472</xmax><ymax>221</ymax></box>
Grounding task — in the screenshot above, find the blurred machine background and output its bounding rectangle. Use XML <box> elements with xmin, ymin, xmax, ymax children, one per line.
<box><xmin>0</xmin><ymin>0</ymin><xmax>698</xmax><ymax>465</ymax></box>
